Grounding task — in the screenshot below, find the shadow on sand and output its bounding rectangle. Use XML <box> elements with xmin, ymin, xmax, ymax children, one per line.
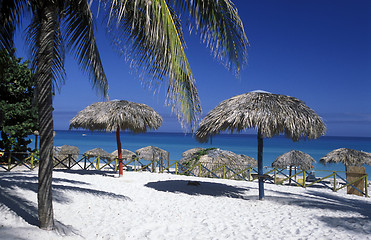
<box><xmin>145</xmin><ymin>179</ymin><xmax>251</xmax><ymax>199</ymax></box>
<box><xmin>265</xmin><ymin>188</ymin><xmax>371</xmax><ymax>234</ymax></box>
<box><xmin>0</xmin><ymin>171</ymin><xmax>131</xmax><ymax>234</ymax></box>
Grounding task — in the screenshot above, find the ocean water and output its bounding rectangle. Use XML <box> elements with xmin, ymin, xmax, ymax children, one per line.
<box><xmin>49</xmin><ymin>130</ymin><xmax>371</xmax><ymax>177</ymax></box>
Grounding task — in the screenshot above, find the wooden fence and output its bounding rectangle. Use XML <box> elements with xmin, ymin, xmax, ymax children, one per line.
<box><xmin>0</xmin><ymin>151</ymin><xmax>368</xmax><ymax>197</ymax></box>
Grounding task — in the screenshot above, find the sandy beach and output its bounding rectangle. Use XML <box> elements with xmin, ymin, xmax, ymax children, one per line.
<box><xmin>0</xmin><ymin>169</ymin><xmax>370</xmax><ymax>240</ymax></box>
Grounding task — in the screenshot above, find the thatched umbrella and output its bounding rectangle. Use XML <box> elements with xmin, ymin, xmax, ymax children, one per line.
<box><xmin>83</xmin><ymin>148</ymin><xmax>112</xmax><ymax>160</ymax></box>
<box><xmin>196</xmin><ymin>91</ymin><xmax>326</xmax><ymax>200</ymax></box>
<box><xmin>53</xmin><ymin>145</ymin><xmax>80</xmax><ymax>168</ymax></box>
<box><xmin>320</xmin><ymin>148</ymin><xmax>371</xmax><ymax>171</ymax></box>
<box><xmin>273</xmin><ymin>150</ymin><xmax>316</xmax><ymax>184</ymax></box>
<box><xmin>136</xmin><ymin>146</ymin><xmax>169</xmax><ymax>171</ymax></box>
<box><xmin>70</xmin><ymin>100</ymin><xmax>162</xmax><ymax>176</ymax></box>
<box><xmin>181</xmin><ymin>147</ymin><xmax>204</xmax><ymax>158</ymax></box>
<box><xmin>111</xmin><ymin>149</ymin><xmax>136</xmax><ymax>160</ymax></box>
<box><xmin>180</xmin><ymin>148</ymin><xmax>257</xmax><ymax>177</ymax></box>
<box><xmin>272</xmin><ymin>150</ymin><xmax>315</xmax><ymax>170</ymax></box>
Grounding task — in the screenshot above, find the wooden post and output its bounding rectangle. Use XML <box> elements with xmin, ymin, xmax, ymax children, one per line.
<box><xmin>116</xmin><ymin>127</ymin><xmax>123</xmax><ymax>177</ymax></box>
<box><xmin>347</xmin><ymin>166</ymin><xmax>365</xmax><ymax>196</ymax></box>
<box><xmin>333</xmin><ymin>172</ymin><xmax>337</xmax><ymax>192</ymax></box>
<box><xmin>257</xmin><ymin>130</ymin><xmax>264</xmax><ymax>200</ymax></box>
<box><xmin>365</xmin><ymin>175</ymin><xmax>368</xmax><ymax>197</ymax></box>
<box><xmin>7</xmin><ymin>152</ymin><xmax>11</xmax><ymax>171</ymax></box>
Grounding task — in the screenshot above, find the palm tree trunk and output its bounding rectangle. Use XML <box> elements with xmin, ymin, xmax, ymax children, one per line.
<box><xmin>37</xmin><ymin>6</ymin><xmax>56</xmax><ymax>230</ymax></box>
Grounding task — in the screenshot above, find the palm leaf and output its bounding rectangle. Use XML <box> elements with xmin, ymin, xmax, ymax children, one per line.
<box><xmin>64</xmin><ymin>0</ymin><xmax>108</xmax><ymax>98</ymax></box>
<box><xmin>105</xmin><ymin>0</ymin><xmax>201</xmax><ymax>129</ymax></box>
<box><xmin>174</xmin><ymin>0</ymin><xmax>249</xmax><ymax>75</ymax></box>
<box><xmin>0</xmin><ymin>0</ymin><xmax>29</xmax><ymax>51</ymax></box>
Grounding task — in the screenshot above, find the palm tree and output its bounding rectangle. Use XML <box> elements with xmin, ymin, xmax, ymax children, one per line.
<box><xmin>0</xmin><ymin>0</ymin><xmax>248</xmax><ymax>230</ymax></box>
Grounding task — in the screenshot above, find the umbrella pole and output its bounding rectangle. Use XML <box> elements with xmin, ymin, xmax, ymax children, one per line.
<box><xmin>257</xmin><ymin>130</ymin><xmax>264</xmax><ymax>200</ymax></box>
<box><xmin>116</xmin><ymin>127</ymin><xmax>123</xmax><ymax>177</ymax></box>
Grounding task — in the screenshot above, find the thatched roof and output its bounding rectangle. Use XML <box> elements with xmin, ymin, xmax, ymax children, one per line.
<box><xmin>272</xmin><ymin>150</ymin><xmax>315</xmax><ymax>170</ymax></box>
<box><xmin>320</xmin><ymin>148</ymin><xmax>371</xmax><ymax>167</ymax></box>
<box><xmin>53</xmin><ymin>145</ymin><xmax>80</xmax><ymax>166</ymax></box>
<box><xmin>181</xmin><ymin>147</ymin><xmax>204</xmax><ymax>158</ymax></box>
<box><xmin>53</xmin><ymin>145</ymin><xmax>80</xmax><ymax>156</ymax></box>
<box><xmin>111</xmin><ymin>149</ymin><xmax>136</xmax><ymax>160</ymax></box>
<box><xmin>196</xmin><ymin>91</ymin><xmax>326</xmax><ymax>142</ymax></box>
<box><xmin>136</xmin><ymin>146</ymin><xmax>169</xmax><ymax>161</ymax></box>
<box><xmin>83</xmin><ymin>148</ymin><xmax>112</xmax><ymax>160</ymax></box>
<box><xmin>180</xmin><ymin>148</ymin><xmax>256</xmax><ymax>167</ymax></box>
<box><xmin>69</xmin><ymin>100</ymin><xmax>162</xmax><ymax>133</ymax></box>
<box><xmin>237</xmin><ymin>154</ymin><xmax>258</xmax><ymax>167</ymax></box>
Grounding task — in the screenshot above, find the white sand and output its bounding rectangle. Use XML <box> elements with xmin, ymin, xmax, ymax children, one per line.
<box><xmin>0</xmin><ymin>170</ymin><xmax>370</xmax><ymax>240</ymax></box>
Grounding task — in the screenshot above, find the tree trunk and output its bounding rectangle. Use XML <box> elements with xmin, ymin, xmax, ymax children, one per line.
<box><xmin>37</xmin><ymin>6</ymin><xmax>57</xmax><ymax>230</ymax></box>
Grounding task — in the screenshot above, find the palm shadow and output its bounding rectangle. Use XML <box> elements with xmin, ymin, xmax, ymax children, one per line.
<box><xmin>0</xmin><ymin>171</ymin><xmax>131</xmax><ymax>232</ymax></box>
<box><xmin>145</xmin><ymin>180</ymin><xmax>251</xmax><ymax>199</ymax></box>
<box><xmin>53</xmin><ymin>169</ymin><xmax>116</xmax><ymax>176</ymax></box>
<box><xmin>265</xmin><ymin>188</ymin><xmax>371</xmax><ymax>234</ymax></box>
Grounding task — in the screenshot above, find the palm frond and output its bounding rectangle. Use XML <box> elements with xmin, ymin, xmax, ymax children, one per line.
<box><xmin>174</xmin><ymin>0</ymin><xmax>249</xmax><ymax>75</ymax></box>
<box><xmin>105</xmin><ymin>0</ymin><xmax>201</xmax><ymax>129</ymax></box>
<box><xmin>64</xmin><ymin>0</ymin><xmax>108</xmax><ymax>99</ymax></box>
<box><xmin>0</xmin><ymin>0</ymin><xmax>29</xmax><ymax>51</ymax></box>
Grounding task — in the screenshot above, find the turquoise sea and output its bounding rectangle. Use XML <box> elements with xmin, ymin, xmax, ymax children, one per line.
<box><xmin>51</xmin><ymin>130</ymin><xmax>371</xmax><ymax>177</ymax></box>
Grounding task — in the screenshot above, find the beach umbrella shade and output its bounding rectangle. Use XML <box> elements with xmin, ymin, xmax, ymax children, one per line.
<box><xmin>272</xmin><ymin>150</ymin><xmax>316</xmax><ymax>170</ymax></box>
<box><xmin>320</xmin><ymin>148</ymin><xmax>371</xmax><ymax>171</ymax></box>
<box><xmin>70</xmin><ymin>100</ymin><xmax>162</xmax><ymax>176</ymax></box>
<box><xmin>136</xmin><ymin>146</ymin><xmax>169</xmax><ymax>171</ymax></box>
<box><xmin>196</xmin><ymin>91</ymin><xmax>326</xmax><ymax>200</ymax></box>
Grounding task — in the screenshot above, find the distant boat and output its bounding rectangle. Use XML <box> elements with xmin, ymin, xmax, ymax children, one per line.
<box><xmin>82</xmin><ymin>134</ymin><xmax>87</xmax><ymax>136</ymax></box>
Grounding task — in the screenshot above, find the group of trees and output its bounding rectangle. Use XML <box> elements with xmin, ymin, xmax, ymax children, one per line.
<box><xmin>0</xmin><ymin>49</ymin><xmax>38</xmax><ymax>155</ymax></box>
<box><xmin>0</xmin><ymin>0</ymin><xmax>248</xmax><ymax>231</ymax></box>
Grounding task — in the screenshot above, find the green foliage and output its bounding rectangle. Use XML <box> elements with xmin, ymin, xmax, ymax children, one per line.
<box><xmin>0</xmin><ymin>49</ymin><xmax>38</xmax><ymax>153</ymax></box>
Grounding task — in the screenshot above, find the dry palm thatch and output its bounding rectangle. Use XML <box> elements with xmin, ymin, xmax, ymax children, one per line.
<box><xmin>196</xmin><ymin>91</ymin><xmax>326</xmax><ymax>200</ymax></box>
<box><xmin>238</xmin><ymin>154</ymin><xmax>258</xmax><ymax>167</ymax></box>
<box><xmin>53</xmin><ymin>145</ymin><xmax>80</xmax><ymax>168</ymax></box>
<box><xmin>196</xmin><ymin>91</ymin><xmax>326</xmax><ymax>142</ymax></box>
<box><xmin>181</xmin><ymin>147</ymin><xmax>204</xmax><ymax>158</ymax></box>
<box><xmin>83</xmin><ymin>148</ymin><xmax>112</xmax><ymax>160</ymax></box>
<box><xmin>320</xmin><ymin>148</ymin><xmax>371</xmax><ymax>168</ymax></box>
<box><xmin>136</xmin><ymin>146</ymin><xmax>169</xmax><ymax>172</ymax></box>
<box><xmin>136</xmin><ymin>146</ymin><xmax>169</xmax><ymax>161</ymax></box>
<box><xmin>70</xmin><ymin>100</ymin><xmax>162</xmax><ymax>176</ymax></box>
<box><xmin>272</xmin><ymin>150</ymin><xmax>315</xmax><ymax>171</ymax></box>
<box><xmin>179</xmin><ymin>148</ymin><xmax>256</xmax><ymax>179</ymax></box>
<box><xmin>69</xmin><ymin>100</ymin><xmax>162</xmax><ymax>133</ymax></box>
<box><xmin>111</xmin><ymin>149</ymin><xmax>136</xmax><ymax>160</ymax></box>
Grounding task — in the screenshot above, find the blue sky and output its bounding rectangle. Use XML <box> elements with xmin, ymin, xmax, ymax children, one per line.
<box><xmin>14</xmin><ymin>0</ymin><xmax>371</xmax><ymax>137</ymax></box>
